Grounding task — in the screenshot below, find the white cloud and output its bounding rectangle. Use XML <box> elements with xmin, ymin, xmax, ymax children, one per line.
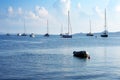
<box><xmin>115</xmin><ymin>5</ymin><xmax>120</xmax><ymax>12</ymax></box>
<box><xmin>18</xmin><ymin>7</ymin><xmax>23</xmax><ymax>15</ymax></box>
<box><xmin>8</xmin><ymin>6</ymin><xmax>14</xmax><ymax>16</ymax></box>
<box><xmin>77</xmin><ymin>3</ymin><xmax>81</xmax><ymax>9</ymax></box>
<box><xmin>53</xmin><ymin>0</ymin><xmax>71</xmax><ymax>15</ymax></box>
<box><xmin>60</xmin><ymin>0</ymin><xmax>71</xmax><ymax>15</ymax></box>
<box><xmin>35</xmin><ymin>6</ymin><xmax>48</xmax><ymax>18</ymax></box>
<box><xmin>27</xmin><ymin>11</ymin><xmax>38</xmax><ymax>20</ymax></box>
<box><xmin>95</xmin><ymin>6</ymin><xmax>104</xmax><ymax>18</ymax></box>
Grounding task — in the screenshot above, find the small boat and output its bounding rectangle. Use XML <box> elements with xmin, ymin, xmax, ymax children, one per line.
<box><xmin>30</xmin><ymin>33</ymin><xmax>35</xmax><ymax>38</ymax></box>
<box><xmin>73</xmin><ymin>51</ymin><xmax>90</xmax><ymax>59</ymax></box>
<box><xmin>21</xmin><ymin>18</ymin><xmax>27</xmax><ymax>36</ymax></box>
<box><xmin>60</xmin><ymin>24</ymin><xmax>63</xmax><ymax>36</ymax></box>
<box><xmin>21</xmin><ymin>33</ymin><xmax>27</xmax><ymax>36</ymax></box>
<box><xmin>44</xmin><ymin>33</ymin><xmax>49</xmax><ymax>37</ymax></box>
<box><xmin>60</xmin><ymin>33</ymin><xmax>63</xmax><ymax>36</ymax></box>
<box><xmin>101</xmin><ymin>30</ymin><xmax>108</xmax><ymax>37</ymax></box>
<box><xmin>62</xmin><ymin>11</ymin><xmax>72</xmax><ymax>38</ymax></box>
<box><xmin>17</xmin><ymin>33</ymin><xmax>21</xmax><ymax>36</ymax></box>
<box><xmin>86</xmin><ymin>17</ymin><xmax>94</xmax><ymax>36</ymax></box>
<box><xmin>6</xmin><ymin>33</ymin><xmax>10</xmax><ymax>36</ymax></box>
<box><xmin>101</xmin><ymin>8</ymin><xmax>108</xmax><ymax>37</ymax></box>
<box><xmin>44</xmin><ymin>20</ymin><xmax>50</xmax><ymax>37</ymax></box>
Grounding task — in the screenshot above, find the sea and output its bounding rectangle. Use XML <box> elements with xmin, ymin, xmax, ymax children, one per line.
<box><xmin>0</xmin><ymin>33</ymin><xmax>120</xmax><ymax>80</ymax></box>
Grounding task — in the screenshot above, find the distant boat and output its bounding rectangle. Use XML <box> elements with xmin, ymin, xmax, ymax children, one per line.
<box><xmin>86</xmin><ymin>17</ymin><xmax>94</xmax><ymax>36</ymax></box>
<box><xmin>62</xmin><ymin>11</ymin><xmax>72</xmax><ymax>38</ymax></box>
<box><xmin>44</xmin><ymin>20</ymin><xmax>50</xmax><ymax>37</ymax></box>
<box><xmin>21</xmin><ymin>17</ymin><xmax>27</xmax><ymax>36</ymax></box>
<box><xmin>17</xmin><ymin>33</ymin><xmax>21</xmax><ymax>36</ymax></box>
<box><xmin>101</xmin><ymin>8</ymin><xmax>108</xmax><ymax>37</ymax></box>
<box><xmin>6</xmin><ymin>33</ymin><xmax>10</xmax><ymax>36</ymax></box>
<box><xmin>60</xmin><ymin>33</ymin><xmax>63</xmax><ymax>36</ymax></box>
<box><xmin>21</xmin><ymin>33</ymin><xmax>27</xmax><ymax>36</ymax></box>
<box><xmin>101</xmin><ymin>30</ymin><xmax>108</xmax><ymax>37</ymax></box>
<box><xmin>60</xmin><ymin>24</ymin><xmax>63</xmax><ymax>36</ymax></box>
<box><xmin>44</xmin><ymin>33</ymin><xmax>49</xmax><ymax>37</ymax></box>
<box><xmin>30</xmin><ymin>33</ymin><xmax>35</xmax><ymax>38</ymax></box>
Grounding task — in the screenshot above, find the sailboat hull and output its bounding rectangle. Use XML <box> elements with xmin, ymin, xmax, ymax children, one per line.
<box><xmin>101</xmin><ymin>34</ymin><xmax>108</xmax><ymax>37</ymax></box>
<box><xmin>21</xmin><ymin>33</ymin><xmax>27</xmax><ymax>36</ymax></box>
<box><xmin>62</xmin><ymin>35</ymin><xmax>72</xmax><ymax>38</ymax></box>
<box><xmin>44</xmin><ymin>33</ymin><xmax>49</xmax><ymax>37</ymax></box>
<box><xmin>86</xmin><ymin>33</ymin><xmax>94</xmax><ymax>36</ymax></box>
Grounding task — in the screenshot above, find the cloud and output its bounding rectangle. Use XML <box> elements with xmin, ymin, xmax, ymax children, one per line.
<box><xmin>61</xmin><ymin>0</ymin><xmax>71</xmax><ymax>15</ymax></box>
<box><xmin>115</xmin><ymin>5</ymin><xmax>120</xmax><ymax>12</ymax></box>
<box><xmin>95</xmin><ymin>6</ymin><xmax>104</xmax><ymax>18</ymax></box>
<box><xmin>18</xmin><ymin>7</ymin><xmax>23</xmax><ymax>15</ymax></box>
<box><xmin>26</xmin><ymin>11</ymin><xmax>38</xmax><ymax>20</ymax></box>
<box><xmin>77</xmin><ymin>3</ymin><xmax>81</xmax><ymax>9</ymax></box>
<box><xmin>53</xmin><ymin>0</ymin><xmax>71</xmax><ymax>15</ymax></box>
<box><xmin>35</xmin><ymin>6</ymin><xmax>48</xmax><ymax>18</ymax></box>
<box><xmin>77</xmin><ymin>2</ymin><xmax>94</xmax><ymax>16</ymax></box>
<box><xmin>8</xmin><ymin>6</ymin><xmax>14</xmax><ymax>16</ymax></box>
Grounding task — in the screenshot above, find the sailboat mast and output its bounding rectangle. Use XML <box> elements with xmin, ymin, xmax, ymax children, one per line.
<box><xmin>47</xmin><ymin>20</ymin><xmax>49</xmax><ymax>34</ymax></box>
<box><xmin>68</xmin><ymin>11</ymin><xmax>70</xmax><ymax>34</ymax></box>
<box><xmin>89</xmin><ymin>17</ymin><xmax>91</xmax><ymax>33</ymax></box>
<box><xmin>24</xmin><ymin>18</ymin><xmax>26</xmax><ymax>33</ymax></box>
<box><xmin>105</xmin><ymin>8</ymin><xmax>107</xmax><ymax>31</ymax></box>
<box><xmin>61</xmin><ymin>24</ymin><xmax>63</xmax><ymax>34</ymax></box>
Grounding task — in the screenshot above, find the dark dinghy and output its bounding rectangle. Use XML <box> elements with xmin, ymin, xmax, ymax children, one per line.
<box><xmin>73</xmin><ymin>51</ymin><xmax>90</xmax><ymax>59</ymax></box>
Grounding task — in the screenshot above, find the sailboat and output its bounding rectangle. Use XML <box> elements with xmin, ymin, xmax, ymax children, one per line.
<box><xmin>6</xmin><ymin>27</ymin><xmax>10</xmax><ymax>36</ymax></box>
<box><xmin>30</xmin><ymin>33</ymin><xmax>35</xmax><ymax>38</ymax></box>
<box><xmin>21</xmin><ymin>18</ymin><xmax>27</xmax><ymax>36</ymax></box>
<box><xmin>60</xmin><ymin>24</ymin><xmax>63</xmax><ymax>36</ymax></box>
<box><xmin>86</xmin><ymin>17</ymin><xmax>94</xmax><ymax>36</ymax></box>
<box><xmin>6</xmin><ymin>33</ymin><xmax>10</xmax><ymax>36</ymax></box>
<box><xmin>62</xmin><ymin>11</ymin><xmax>72</xmax><ymax>38</ymax></box>
<box><xmin>17</xmin><ymin>33</ymin><xmax>21</xmax><ymax>36</ymax></box>
<box><xmin>44</xmin><ymin>20</ymin><xmax>49</xmax><ymax>37</ymax></box>
<box><xmin>101</xmin><ymin>8</ymin><xmax>108</xmax><ymax>37</ymax></box>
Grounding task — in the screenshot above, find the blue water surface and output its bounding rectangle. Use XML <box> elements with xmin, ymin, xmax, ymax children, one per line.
<box><xmin>0</xmin><ymin>34</ymin><xmax>120</xmax><ymax>80</ymax></box>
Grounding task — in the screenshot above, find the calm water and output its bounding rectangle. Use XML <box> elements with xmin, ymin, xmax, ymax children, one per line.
<box><xmin>0</xmin><ymin>34</ymin><xmax>120</xmax><ymax>80</ymax></box>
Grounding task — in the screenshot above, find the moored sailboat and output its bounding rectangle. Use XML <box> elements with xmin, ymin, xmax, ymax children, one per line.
<box><xmin>101</xmin><ymin>8</ymin><xmax>108</xmax><ymax>37</ymax></box>
<box><xmin>86</xmin><ymin>17</ymin><xmax>94</xmax><ymax>36</ymax></box>
<box><xmin>6</xmin><ymin>33</ymin><xmax>10</xmax><ymax>36</ymax></box>
<box><xmin>62</xmin><ymin>11</ymin><xmax>72</xmax><ymax>38</ymax></box>
<box><xmin>30</xmin><ymin>33</ymin><xmax>35</xmax><ymax>38</ymax></box>
<box><xmin>60</xmin><ymin>24</ymin><xmax>63</xmax><ymax>36</ymax></box>
<box><xmin>44</xmin><ymin>20</ymin><xmax>49</xmax><ymax>37</ymax></box>
<box><xmin>17</xmin><ymin>33</ymin><xmax>21</xmax><ymax>36</ymax></box>
<box><xmin>21</xmin><ymin>18</ymin><xmax>27</xmax><ymax>36</ymax></box>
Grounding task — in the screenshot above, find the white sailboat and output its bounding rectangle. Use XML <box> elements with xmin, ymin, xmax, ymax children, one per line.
<box><xmin>101</xmin><ymin>8</ymin><xmax>108</xmax><ymax>37</ymax></box>
<box><xmin>86</xmin><ymin>17</ymin><xmax>94</xmax><ymax>36</ymax></box>
<box><xmin>62</xmin><ymin>11</ymin><xmax>72</xmax><ymax>38</ymax></box>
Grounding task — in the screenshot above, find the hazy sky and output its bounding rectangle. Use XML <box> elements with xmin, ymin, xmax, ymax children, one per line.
<box><xmin>0</xmin><ymin>0</ymin><xmax>120</xmax><ymax>34</ymax></box>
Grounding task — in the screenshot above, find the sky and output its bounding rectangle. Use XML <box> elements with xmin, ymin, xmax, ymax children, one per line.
<box><xmin>0</xmin><ymin>0</ymin><xmax>120</xmax><ymax>34</ymax></box>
